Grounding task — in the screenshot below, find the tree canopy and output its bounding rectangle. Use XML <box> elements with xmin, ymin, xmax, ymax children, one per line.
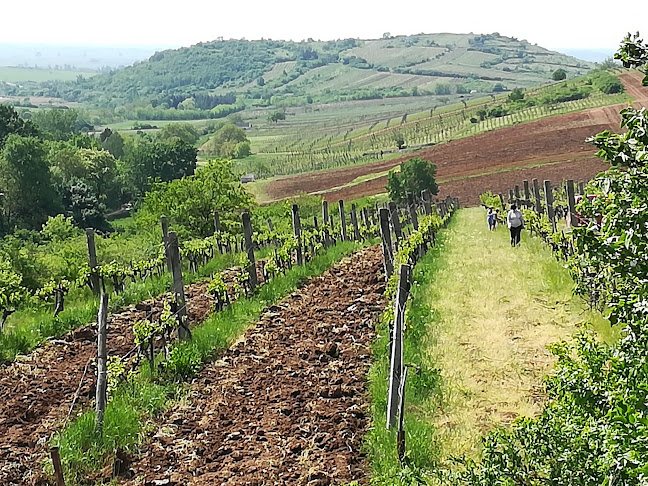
<box><xmin>386</xmin><ymin>157</ymin><xmax>439</xmax><ymax>203</ymax></box>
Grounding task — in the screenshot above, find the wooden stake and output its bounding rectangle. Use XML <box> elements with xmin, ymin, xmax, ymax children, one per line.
<box><xmin>85</xmin><ymin>229</ymin><xmax>100</xmax><ymax>296</ymax></box>
<box><xmin>544</xmin><ymin>180</ymin><xmax>556</xmax><ymax>233</ymax></box>
<box><xmin>379</xmin><ymin>208</ymin><xmax>394</xmax><ymax>280</ymax></box>
<box><xmin>160</xmin><ymin>216</ymin><xmax>173</xmax><ymax>272</ymax></box>
<box><xmin>532</xmin><ymin>178</ymin><xmax>542</xmax><ymax>214</ymax></box>
<box><xmin>407</xmin><ymin>194</ymin><xmax>419</xmax><ymax>230</ymax></box>
<box><xmin>389</xmin><ymin>202</ymin><xmax>402</xmax><ymax>247</ymax></box>
<box><xmin>565</xmin><ymin>179</ymin><xmax>577</xmax><ymax>228</ymax></box>
<box><xmin>350</xmin><ymin>204</ymin><xmax>361</xmax><ymax>241</ymax></box>
<box><xmin>338</xmin><ymin>200</ymin><xmax>347</xmax><ymax>242</ymax></box>
<box><xmin>292</xmin><ymin>204</ymin><xmax>303</xmax><ymax>266</ymax></box>
<box><xmin>96</xmin><ymin>291</ymin><xmax>108</xmax><ymax>435</ymax></box>
<box><xmin>387</xmin><ymin>264</ymin><xmax>411</xmax><ymax>429</ymax></box>
<box><xmin>50</xmin><ymin>447</ymin><xmax>65</xmax><ymax>486</ymax></box>
<box><xmin>322</xmin><ymin>200</ymin><xmax>330</xmax><ymax>248</ymax></box>
<box><xmin>242</xmin><ymin>212</ymin><xmax>257</xmax><ymax>290</ymax></box>
<box><xmin>168</xmin><ymin>232</ymin><xmax>189</xmax><ymax>340</ymax></box>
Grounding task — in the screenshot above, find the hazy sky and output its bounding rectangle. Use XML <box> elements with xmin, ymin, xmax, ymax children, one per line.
<box><xmin>1</xmin><ymin>0</ymin><xmax>645</xmax><ymax>49</ymax></box>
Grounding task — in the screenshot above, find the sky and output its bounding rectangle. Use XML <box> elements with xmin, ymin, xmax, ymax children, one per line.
<box><xmin>1</xmin><ymin>0</ymin><xmax>646</xmax><ymax>50</ymax></box>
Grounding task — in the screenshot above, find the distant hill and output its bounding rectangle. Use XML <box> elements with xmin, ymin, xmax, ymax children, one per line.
<box><xmin>1</xmin><ymin>33</ymin><xmax>594</xmax><ymax>118</ymax></box>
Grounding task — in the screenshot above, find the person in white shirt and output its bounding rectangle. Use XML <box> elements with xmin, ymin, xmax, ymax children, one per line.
<box><xmin>507</xmin><ymin>204</ymin><xmax>524</xmax><ymax>246</ymax></box>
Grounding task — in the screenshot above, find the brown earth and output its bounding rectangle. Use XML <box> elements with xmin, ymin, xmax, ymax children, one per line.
<box><xmin>123</xmin><ymin>246</ymin><xmax>385</xmax><ymax>486</ymax></box>
<box><xmin>264</xmin><ymin>72</ymin><xmax>647</xmax><ymax>206</ymax></box>
<box><xmin>0</xmin><ymin>265</ymin><xmax>261</xmax><ymax>486</ymax></box>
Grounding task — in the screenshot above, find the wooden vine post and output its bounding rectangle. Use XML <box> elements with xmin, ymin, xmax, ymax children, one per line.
<box><xmin>95</xmin><ymin>291</ymin><xmax>109</xmax><ymax>436</ymax></box>
<box><xmin>578</xmin><ymin>181</ymin><xmax>585</xmax><ymax>195</ymax></box>
<box><xmin>387</xmin><ymin>264</ymin><xmax>411</xmax><ymax>429</ymax></box>
<box><xmin>544</xmin><ymin>180</ymin><xmax>557</xmax><ymax>233</ymax></box>
<box><xmin>532</xmin><ymin>178</ymin><xmax>542</xmax><ymax>214</ymax></box>
<box><xmin>379</xmin><ymin>208</ymin><xmax>394</xmax><ymax>280</ymax></box>
<box><xmin>350</xmin><ymin>203</ymin><xmax>361</xmax><ymax>241</ymax></box>
<box><xmin>338</xmin><ymin>200</ymin><xmax>347</xmax><ymax>242</ymax></box>
<box><xmin>167</xmin><ymin>232</ymin><xmax>190</xmax><ymax>340</ymax></box>
<box><xmin>85</xmin><ymin>228</ymin><xmax>100</xmax><ymax>296</ymax></box>
<box><xmin>523</xmin><ymin>180</ymin><xmax>531</xmax><ymax>205</ymax></box>
<box><xmin>50</xmin><ymin>447</ymin><xmax>65</xmax><ymax>486</ymax></box>
<box><xmin>242</xmin><ymin>212</ymin><xmax>257</xmax><ymax>290</ymax></box>
<box><xmin>421</xmin><ymin>190</ymin><xmax>432</xmax><ymax>216</ymax></box>
<box><xmin>292</xmin><ymin>204</ymin><xmax>303</xmax><ymax>266</ymax></box>
<box><xmin>407</xmin><ymin>194</ymin><xmax>419</xmax><ymax>230</ymax></box>
<box><xmin>322</xmin><ymin>200</ymin><xmax>330</xmax><ymax>248</ymax></box>
<box><xmin>160</xmin><ymin>216</ymin><xmax>173</xmax><ymax>272</ymax></box>
<box><xmin>397</xmin><ymin>366</ymin><xmax>409</xmax><ymax>465</ymax></box>
<box><xmin>498</xmin><ymin>194</ymin><xmax>505</xmax><ymax>211</ymax></box>
<box><xmin>389</xmin><ymin>202</ymin><xmax>402</xmax><ymax>247</ymax></box>
<box><xmin>565</xmin><ymin>179</ymin><xmax>578</xmax><ymax>228</ymax></box>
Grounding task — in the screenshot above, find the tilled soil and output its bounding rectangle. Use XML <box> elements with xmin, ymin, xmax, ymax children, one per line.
<box><xmin>265</xmin><ymin>72</ymin><xmax>647</xmax><ymax>206</ymax></box>
<box><xmin>124</xmin><ymin>246</ymin><xmax>385</xmax><ymax>486</ymax></box>
<box><xmin>0</xmin><ymin>264</ymin><xmax>263</xmax><ymax>485</ymax></box>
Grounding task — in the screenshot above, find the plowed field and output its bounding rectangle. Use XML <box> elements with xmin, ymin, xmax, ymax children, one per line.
<box><xmin>264</xmin><ymin>72</ymin><xmax>647</xmax><ymax>206</ymax></box>
<box><xmin>0</xmin><ymin>265</ymin><xmax>262</xmax><ymax>485</ymax></box>
<box><xmin>123</xmin><ymin>246</ymin><xmax>385</xmax><ymax>485</ymax></box>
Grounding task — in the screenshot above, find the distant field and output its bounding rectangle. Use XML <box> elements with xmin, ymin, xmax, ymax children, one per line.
<box><xmin>0</xmin><ymin>67</ymin><xmax>95</xmax><ymax>83</ymax></box>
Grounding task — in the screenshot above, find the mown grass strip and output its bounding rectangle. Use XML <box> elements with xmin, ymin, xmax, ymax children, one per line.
<box><xmin>0</xmin><ymin>252</ymin><xmax>238</xmax><ymax>363</ymax></box>
<box><xmin>53</xmin><ymin>240</ymin><xmax>365</xmax><ymax>483</ymax></box>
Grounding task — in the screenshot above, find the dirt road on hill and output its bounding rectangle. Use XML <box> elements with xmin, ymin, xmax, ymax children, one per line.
<box><xmin>265</xmin><ymin>71</ymin><xmax>647</xmax><ymax>206</ymax></box>
<box><xmin>0</xmin><ymin>266</ymin><xmax>261</xmax><ymax>485</ymax></box>
<box><xmin>123</xmin><ymin>246</ymin><xmax>385</xmax><ymax>486</ymax></box>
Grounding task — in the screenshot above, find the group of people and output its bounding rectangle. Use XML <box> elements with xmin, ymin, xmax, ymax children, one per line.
<box><xmin>486</xmin><ymin>204</ymin><xmax>525</xmax><ymax>246</ymax></box>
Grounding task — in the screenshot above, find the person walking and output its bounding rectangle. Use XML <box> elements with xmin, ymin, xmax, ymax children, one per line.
<box><xmin>507</xmin><ymin>203</ymin><xmax>524</xmax><ymax>246</ymax></box>
<box><xmin>487</xmin><ymin>207</ymin><xmax>496</xmax><ymax>231</ymax></box>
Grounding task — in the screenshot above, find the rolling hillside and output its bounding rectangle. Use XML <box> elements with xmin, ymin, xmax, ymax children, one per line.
<box><xmin>5</xmin><ymin>33</ymin><xmax>594</xmax><ymax>110</ymax></box>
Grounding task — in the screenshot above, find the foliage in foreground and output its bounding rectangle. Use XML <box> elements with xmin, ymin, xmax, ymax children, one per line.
<box><xmin>451</xmin><ymin>33</ymin><xmax>648</xmax><ymax>485</ymax></box>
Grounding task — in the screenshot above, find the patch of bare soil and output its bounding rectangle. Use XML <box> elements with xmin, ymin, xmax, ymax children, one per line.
<box><xmin>124</xmin><ymin>246</ymin><xmax>385</xmax><ymax>486</ymax></box>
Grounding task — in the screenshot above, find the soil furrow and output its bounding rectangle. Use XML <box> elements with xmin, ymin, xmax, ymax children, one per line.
<box><xmin>0</xmin><ymin>265</ymin><xmax>262</xmax><ymax>485</ymax></box>
<box><xmin>124</xmin><ymin>246</ymin><xmax>385</xmax><ymax>486</ymax></box>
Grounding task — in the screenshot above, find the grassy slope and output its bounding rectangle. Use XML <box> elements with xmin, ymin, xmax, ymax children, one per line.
<box><xmin>367</xmin><ymin>207</ymin><xmax>615</xmax><ymax>481</ymax></box>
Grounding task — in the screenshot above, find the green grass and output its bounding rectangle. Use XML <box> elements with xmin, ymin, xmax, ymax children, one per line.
<box><xmin>366</xmin><ymin>208</ymin><xmax>615</xmax><ymax>483</ymax></box>
<box><xmin>0</xmin><ymin>252</ymin><xmax>238</xmax><ymax>363</ymax></box>
<box><xmin>53</xmin><ymin>239</ymin><xmax>365</xmax><ymax>484</ymax></box>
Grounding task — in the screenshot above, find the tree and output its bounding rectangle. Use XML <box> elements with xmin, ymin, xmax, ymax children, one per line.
<box><xmin>392</xmin><ymin>131</ymin><xmax>405</xmax><ymax>150</ymax></box>
<box><xmin>552</xmin><ymin>68</ymin><xmax>567</xmax><ymax>81</ymax></box>
<box><xmin>32</xmin><ymin>109</ymin><xmax>81</xmax><ymax>141</ymax></box>
<box><xmin>101</xmin><ymin>130</ymin><xmax>125</xmax><ymax>159</ymax></box>
<box><xmin>508</xmin><ymin>87</ymin><xmax>525</xmax><ymax>102</ymax></box>
<box><xmin>386</xmin><ymin>157</ymin><xmax>438</xmax><ymax>203</ymax></box>
<box><xmin>268</xmin><ymin>111</ymin><xmax>286</xmax><ymax>123</ymax></box>
<box><xmin>122</xmin><ymin>138</ymin><xmax>197</xmax><ymax>197</ymax></box>
<box><xmin>0</xmin><ymin>105</ymin><xmax>39</xmax><ymax>150</ymax></box>
<box><xmin>157</xmin><ymin>122</ymin><xmax>200</xmax><ymax>145</ymax></box>
<box><xmin>204</xmin><ymin>123</ymin><xmax>250</xmax><ymax>158</ymax></box>
<box><xmin>0</xmin><ymin>135</ymin><xmax>61</xmax><ymax>231</ymax></box>
<box><xmin>136</xmin><ymin>159</ymin><xmax>254</xmax><ymax>237</ymax></box>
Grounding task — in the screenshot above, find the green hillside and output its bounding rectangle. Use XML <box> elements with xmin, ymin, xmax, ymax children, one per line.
<box><xmin>0</xmin><ymin>33</ymin><xmax>593</xmax><ymax>119</ymax></box>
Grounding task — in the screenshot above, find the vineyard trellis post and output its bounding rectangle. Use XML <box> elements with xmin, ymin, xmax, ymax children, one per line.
<box><xmin>350</xmin><ymin>204</ymin><xmax>361</xmax><ymax>241</ymax></box>
<box><xmin>407</xmin><ymin>194</ymin><xmax>419</xmax><ymax>231</ymax></box>
<box><xmin>160</xmin><ymin>216</ymin><xmax>173</xmax><ymax>272</ymax></box>
<box><xmin>379</xmin><ymin>208</ymin><xmax>394</xmax><ymax>280</ymax></box>
<box><xmin>498</xmin><ymin>194</ymin><xmax>505</xmax><ymax>211</ymax></box>
<box><xmin>578</xmin><ymin>181</ymin><xmax>585</xmax><ymax>195</ymax></box>
<box><xmin>421</xmin><ymin>190</ymin><xmax>432</xmax><ymax>216</ymax></box>
<box><xmin>322</xmin><ymin>200</ymin><xmax>330</xmax><ymax>248</ymax></box>
<box><xmin>544</xmin><ymin>180</ymin><xmax>557</xmax><ymax>233</ymax></box>
<box><xmin>508</xmin><ymin>189</ymin><xmax>514</xmax><ymax>204</ymax></box>
<box><xmin>523</xmin><ymin>180</ymin><xmax>531</xmax><ymax>203</ymax></box>
<box><xmin>213</xmin><ymin>211</ymin><xmax>220</xmax><ymax>233</ymax></box>
<box><xmin>50</xmin><ymin>447</ymin><xmax>65</xmax><ymax>486</ymax></box>
<box><xmin>387</xmin><ymin>263</ymin><xmax>411</xmax><ymax>429</ymax></box>
<box><xmin>267</xmin><ymin>218</ymin><xmax>274</xmax><ymax>232</ymax></box>
<box><xmin>242</xmin><ymin>212</ymin><xmax>257</xmax><ymax>290</ymax></box>
<box><xmin>565</xmin><ymin>179</ymin><xmax>577</xmax><ymax>228</ymax></box>
<box><xmin>168</xmin><ymin>232</ymin><xmax>190</xmax><ymax>341</ymax></box>
<box><xmin>532</xmin><ymin>179</ymin><xmax>542</xmax><ymax>214</ymax></box>
<box><xmin>85</xmin><ymin>229</ymin><xmax>100</xmax><ymax>296</ymax></box>
<box><xmin>361</xmin><ymin>207</ymin><xmax>370</xmax><ymax>232</ymax></box>
<box><xmin>338</xmin><ymin>200</ymin><xmax>347</xmax><ymax>242</ymax></box>
<box><xmin>292</xmin><ymin>204</ymin><xmax>304</xmax><ymax>266</ymax></box>
<box><xmin>95</xmin><ymin>291</ymin><xmax>108</xmax><ymax>436</ymax></box>
<box><xmin>397</xmin><ymin>366</ymin><xmax>408</xmax><ymax>465</ymax></box>
<box><xmin>389</xmin><ymin>202</ymin><xmax>402</xmax><ymax>248</ymax></box>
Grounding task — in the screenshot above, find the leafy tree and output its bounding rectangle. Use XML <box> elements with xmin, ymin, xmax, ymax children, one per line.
<box><xmin>508</xmin><ymin>87</ymin><xmax>525</xmax><ymax>102</ymax></box>
<box><xmin>0</xmin><ymin>105</ymin><xmax>39</xmax><ymax>150</ymax></box>
<box><xmin>61</xmin><ymin>179</ymin><xmax>110</xmax><ymax>231</ymax></box>
<box><xmin>136</xmin><ymin>159</ymin><xmax>254</xmax><ymax>237</ymax></box>
<box><xmin>101</xmin><ymin>130</ymin><xmax>125</xmax><ymax>159</ymax></box>
<box><xmin>268</xmin><ymin>111</ymin><xmax>286</xmax><ymax>123</ymax></box>
<box><xmin>122</xmin><ymin>138</ymin><xmax>197</xmax><ymax>197</ymax></box>
<box><xmin>41</xmin><ymin>214</ymin><xmax>80</xmax><ymax>241</ymax></box>
<box><xmin>386</xmin><ymin>157</ymin><xmax>438</xmax><ymax>203</ymax></box>
<box><xmin>205</xmin><ymin>123</ymin><xmax>250</xmax><ymax>158</ymax></box>
<box><xmin>392</xmin><ymin>131</ymin><xmax>405</xmax><ymax>150</ymax></box>
<box><xmin>433</xmin><ymin>83</ymin><xmax>451</xmax><ymax>95</ymax></box>
<box><xmin>0</xmin><ymin>135</ymin><xmax>61</xmax><ymax>231</ymax></box>
<box><xmin>552</xmin><ymin>68</ymin><xmax>567</xmax><ymax>81</ymax></box>
<box><xmin>157</xmin><ymin>122</ymin><xmax>200</xmax><ymax>145</ymax></box>
<box><xmin>31</xmin><ymin>109</ymin><xmax>82</xmax><ymax>141</ymax></box>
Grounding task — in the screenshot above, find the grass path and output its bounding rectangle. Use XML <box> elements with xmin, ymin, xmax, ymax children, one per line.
<box><xmin>419</xmin><ymin>207</ymin><xmax>611</xmax><ymax>461</ymax></box>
